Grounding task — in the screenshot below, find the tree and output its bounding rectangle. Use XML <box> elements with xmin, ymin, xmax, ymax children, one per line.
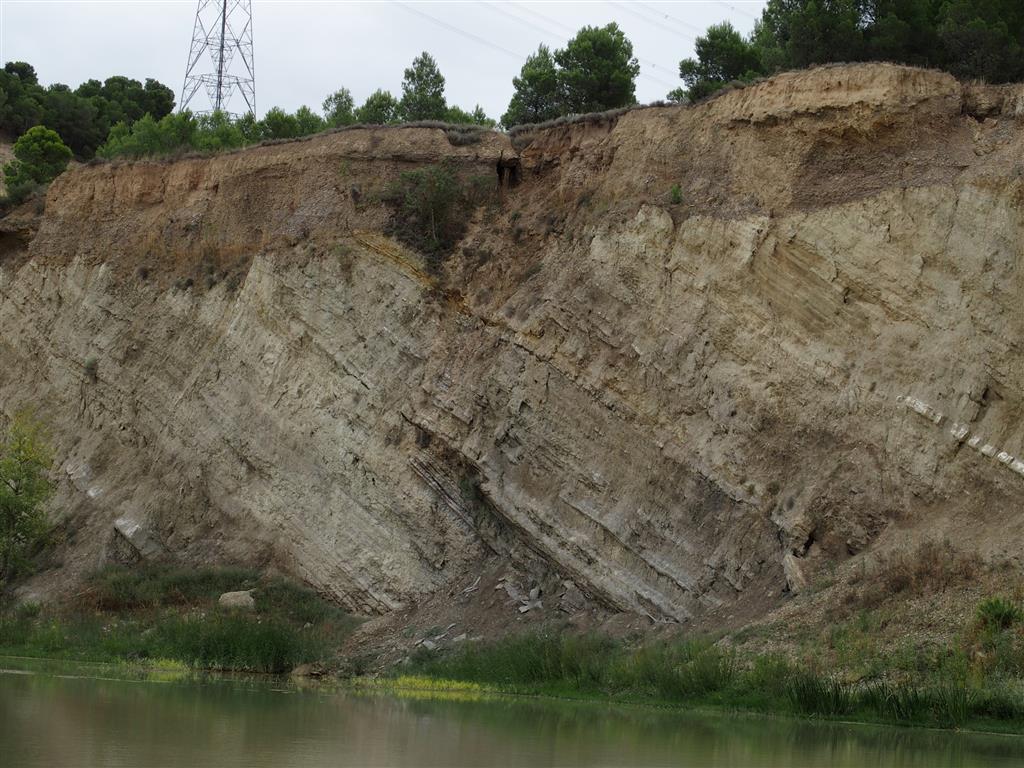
<box><xmin>97</xmin><ymin>112</ymin><xmax>198</xmax><ymax>159</ymax></box>
<box><xmin>445</xmin><ymin>104</ymin><xmax>495</xmax><ymax>126</ymax></box>
<box><xmin>399</xmin><ymin>52</ymin><xmax>447</xmax><ymax>121</ymax></box>
<box><xmin>0</xmin><ymin>67</ymin><xmax>45</xmax><ymax>136</ymax></box>
<box><xmin>355</xmin><ymin>89</ymin><xmax>400</xmax><ymax>124</ymax></box>
<box><xmin>665</xmin><ymin>87</ymin><xmax>689</xmax><ymax>103</ymax></box>
<box><xmin>756</xmin><ymin>0</ymin><xmax>867</xmax><ymax>70</ymax></box>
<box><xmin>501</xmin><ymin>44</ymin><xmax>562</xmax><ymax>127</ymax></box>
<box><xmin>3</xmin><ymin>61</ymin><xmax>37</xmax><ymax>84</ymax></box>
<box><xmin>142</xmin><ymin>78</ymin><xmax>176</xmax><ymax>120</ymax></box>
<box><xmin>193</xmin><ymin>111</ymin><xmax>246</xmax><ymax>151</ymax></box>
<box><xmin>384</xmin><ymin>163</ymin><xmax>463</xmax><ymax>269</ymax></box>
<box><xmin>3</xmin><ymin>126</ymin><xmax>72</xmax><ymax>201</ymax></box>
<box><xmin>747</xmin><ymin>0</ymin><xmax>1024</xmax><ymax>83</ymax></box>
<box><xmin>555</xmin><ymin>23</ymin><xmax>640</xmax><ymax>113</ymax></box>
<box><xmin>323</xmin><ymin>88</ymin><xmax>356</xmax><ymax>127</ymax></box>
<box><xmin>936</xmin><ymin>0</ymin><xmax>1024</xmax><ymax>82</ymax></box>
<box><xmin>41</xmin><ymin>85</ymin><xmax>103</xmax><ymax>157</ymax></box>
<box><xmin>259</xmin><ymin>106</ymin><xmax>301</xmax><ymax>139</ymax></box>
<box><xmin>293</xmin><ymin>105</ymin><xmax>326</xmax><ymax>136</ymax></box>
<box><xmin>678</xmin><ymin>22</ymin><xmax>765</xmax><ymax>101</ymax></box>
<box><xmin>0</xmin><ymin>412</ymin><xmax>52</xmax><ymax>583</ymax></box>
<box><xmin>75</xmin><ymin>75</ymin><xmax>176</xmax><ymax>140</ymax></box>
<box><xmin>0</xmin><ymin>63</ymin><xmax>176</xmax><ymax>159</ymax></box>
<box><xmin>234</xmin><ymin>111</ymin><xmax>262</xmax><ymax>142</ymax></box>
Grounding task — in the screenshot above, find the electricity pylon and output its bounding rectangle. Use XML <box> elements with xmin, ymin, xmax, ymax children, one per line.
<box><xmin>180</xmin><ymin>0</ymin><xmax>255</xmax><ymax>116</ymax></box>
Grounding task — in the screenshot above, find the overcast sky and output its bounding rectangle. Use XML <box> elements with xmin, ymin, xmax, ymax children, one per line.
<box><xmin>1</xmin><ymin>0</ymin><xmax>767</xmax><ymax>119</ymax></box>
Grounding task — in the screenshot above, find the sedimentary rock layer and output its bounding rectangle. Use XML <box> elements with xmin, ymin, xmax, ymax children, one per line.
<box><xmin>2</xmin><ymin>64</ymin><xmax>1022</xmax><ymax>622</ymax></box>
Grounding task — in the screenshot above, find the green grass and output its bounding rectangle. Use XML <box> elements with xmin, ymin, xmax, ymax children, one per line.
<box><xmin>404</xmin><ymin>623</ymin><xmax>1024</xmax><ymax>732</ymax></box>
<box><xmin>0</xmin><ymin>565</ymin><xmax>356</xmax><ymax>674</ymax></box>
<box><xmin>786</xmin><ymin>671</ymin><xmax>852</xmax><ymax>716</ymax></box>
<box><xmin>84</xmin><ymin>564</ymin><xmax>259</xmax><ymax>610</ymax></box>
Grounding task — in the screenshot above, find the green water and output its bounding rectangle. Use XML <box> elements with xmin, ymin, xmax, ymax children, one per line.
<box><xmin>1</xmin><ymin>662</ymin><xmax>1023</xmax><ymax>767</ymax></box>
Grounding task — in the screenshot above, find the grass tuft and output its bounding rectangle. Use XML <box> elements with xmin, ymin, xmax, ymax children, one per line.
<box><xmin>786</xmin><ymin>671</ymin><xmax>852</xmax><ymax>716</ymax></box>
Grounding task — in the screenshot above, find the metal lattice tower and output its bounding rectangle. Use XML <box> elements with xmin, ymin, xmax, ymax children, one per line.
<box><xmin>180</xmin><ymin>0</ymin><xmax>255</xmax><ymax>116</ymax></box>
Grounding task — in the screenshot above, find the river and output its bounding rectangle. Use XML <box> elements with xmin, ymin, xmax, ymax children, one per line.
<box><xmin>1</xmin><ymin>661</ymin><xmax>1022</xmax><ymax>767</ymax></box>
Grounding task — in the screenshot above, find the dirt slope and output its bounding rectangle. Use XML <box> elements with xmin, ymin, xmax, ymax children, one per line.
<box><xmin>1</xmin><ymin>64</ymin><xmax>1023</xmax><ymax>638</ymax></box>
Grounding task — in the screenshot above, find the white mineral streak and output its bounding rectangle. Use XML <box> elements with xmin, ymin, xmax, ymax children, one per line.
<box><xmin>900</xmin><ymin>398</ymin><xmax>1022</xmax><ymax>483</ymax></box>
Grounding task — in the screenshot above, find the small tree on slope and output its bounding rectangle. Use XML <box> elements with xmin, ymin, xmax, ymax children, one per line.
<box><xmin>0</xmin><ymin>413</ymin><xmax>52</xmax><ymax>584</ymax></box>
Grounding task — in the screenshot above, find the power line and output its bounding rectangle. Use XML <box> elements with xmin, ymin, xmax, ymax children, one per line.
<box><xmin>630</xmin><ymin>1</ymin><xmax>705</xmax><ymax>37</ymax></box>
<box><xmin>398</xmin><ymin>1</ymin><xmax>679</xmax><ymax>94</ymax></box>
<box><xmin>513</xmin><ymin>3</ymin><xmax>576</xmax><ymax>36</ymax></box>
<box><xmin>506</xmin><ymin>1</ymin><xmax>680</xmax><ymax>89</ymax></box>
<box><xmin>483</xmin><ymin>2</ymin><xmax>567</xmax><ymax>43</ymax></box>
<box><xmin>394</xmin><ymin>2</ymin><xmax>525</xmax><ymax>61</ymax></box>
<box><xmin>714</xmin><ymin>1</ymin><xmax>762</xmax><ymax>22</ymax></box>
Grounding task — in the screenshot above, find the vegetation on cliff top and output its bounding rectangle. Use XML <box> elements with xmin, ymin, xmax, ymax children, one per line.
<box><xmin>0</xmin><ymin>61</ymin><xmax>174</xmax><ymax>158</ymax></box>
<box><xmin>90</xmin><ymin>51</ymin><xmax>493</xmax><ymax>163</ymax></box>
<box><xmin>501</xmin><ymin>24</ymin><xmax>640</xmax><ymax>127</ymax></box>
<box><xmin>676</xmin><ymin>0</ymin><xmax>1024</xmax><ymax>101</ymax></box>
<box><xmin>1</xmin><ymin>0</ymin><xmax>1021</xmax><ymax>192</ymax></box>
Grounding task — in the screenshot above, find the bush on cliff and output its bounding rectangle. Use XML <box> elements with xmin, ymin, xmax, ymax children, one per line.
<box><xmin>383</xmin><ymin>163</ymin><xmax>497</xmax><ymax>273</ymax></box>
<box><xmin>0</xmin><ymin>412</ymin><xmax>52</xmax><ymax>583</ymax></box>
<box><xmin>2</xmin><ymin>126</ymin><xmax>71</xmax><ymax>203</ymax></box>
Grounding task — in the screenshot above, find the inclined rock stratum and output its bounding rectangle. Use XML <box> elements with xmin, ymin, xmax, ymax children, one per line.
<box><xmin>2</xmin><ymin>64</ymin><xmax>1023</xmax><ymax>628</ymax></box>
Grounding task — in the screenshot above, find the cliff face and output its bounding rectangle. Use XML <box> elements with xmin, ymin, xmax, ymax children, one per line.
<box><xmin>2</xmin><ymin>64</ymin><xmax>1023</xmax><ymax>625</ymax></box>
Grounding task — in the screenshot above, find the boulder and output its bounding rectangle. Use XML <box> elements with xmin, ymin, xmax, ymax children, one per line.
<box><xmin>218</xmin><ymin>590</ymin><xmax>256</xmax><ymax>610</ymax></box>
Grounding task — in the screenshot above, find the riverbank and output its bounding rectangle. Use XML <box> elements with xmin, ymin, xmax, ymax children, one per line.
<box><xmin>380</xmin><ymin>626</ymin><xmax>1024</xmax><ymax>736</ymax></box>
<box><xmin>4</xmin><ymin>563</ymin><xmax>1024</xmax><ymax>734</ymax></box>
<box><xmin>0</xmin><ymin>565</ymin><xmax>358</xmax><ymax>673</ymax></box>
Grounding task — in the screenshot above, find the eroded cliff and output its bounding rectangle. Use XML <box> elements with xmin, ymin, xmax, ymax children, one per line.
<box><xmin>2</xmin><ymin>64</ymin><xmax>1023</xmax><ymax>632</ymax></box>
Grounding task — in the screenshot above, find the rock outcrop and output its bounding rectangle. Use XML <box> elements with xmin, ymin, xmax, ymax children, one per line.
<box><xmin>2</xmin><ymin>64</ymin><xmax>1023</xmax><ymax>627</ymax></box>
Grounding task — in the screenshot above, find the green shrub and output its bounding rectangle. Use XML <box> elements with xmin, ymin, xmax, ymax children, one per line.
<box><xmin>670</xmin><ymin>184</ymin><xmax>682</xmax><ymax>205</ymax></box>
<box><xmin>976</xmin><ymin>597</ymin><xmax>1023</xmax><ymax>631</ymax></box>
<box><xmin>612</xmin><ymin>640</ymin><xmax>735</xmax><ymax>700</ymax></box>
<box><xmin>744</xmin><ymin>654</ymin><xmax>793</xmax><ymax>697</ymax></box>
<box><xmin>382</xmin><ymin>163</ymin><xmax>497</xmax><ymax>273</ymax></box>
<box><xmin>2</xmin><ymin>126</ymin><xmax>72</xmax><ymax>199</ymax></box>
<box><xmin>0</xmin><ymin>412</ymin><xmax>53</xmax><ymax>583</ymax></box>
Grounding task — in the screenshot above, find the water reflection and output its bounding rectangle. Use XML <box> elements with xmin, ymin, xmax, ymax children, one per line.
<box><xmin>1</xmin><ymin>664</ymin><xmax>1022</xmax><ymax>767</ymax></box>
